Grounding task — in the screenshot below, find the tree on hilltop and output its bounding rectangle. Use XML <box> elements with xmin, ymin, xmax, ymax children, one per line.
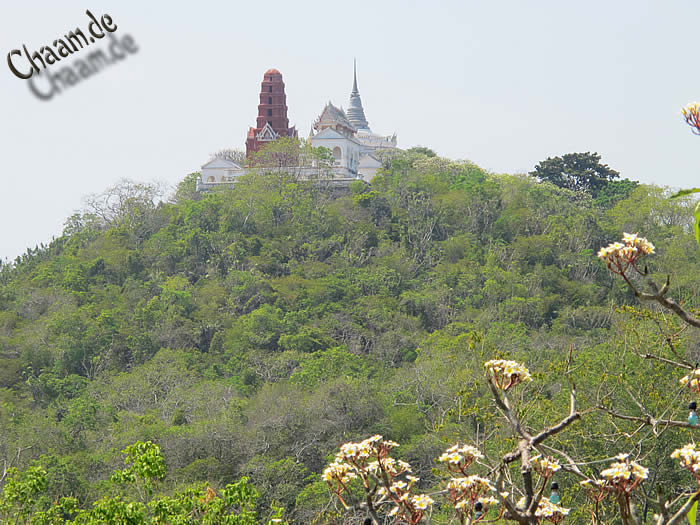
<box><xmin>530</xmin><ymin>152</ymin><xmax>621</xmax><ymax>198</ymax></box>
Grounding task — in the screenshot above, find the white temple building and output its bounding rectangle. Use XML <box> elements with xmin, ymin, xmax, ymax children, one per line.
<box><xmin>309</xmin><ymin>102</ymin><xmax>363</xmax><ymax>178</ymax></box>
<box><xmin>199</xmin><ymin>157</ymin><xmax>244</xmax><ymax>184</ymax></box>
<box><xmin>196</xmin><ymin>62</ymin><xmax>396</xmax><ymax>192</ymax></box>
<box><xmin>308</xmin><ymin>102</ymin><xmax>383</xmax><ymax>182</ymax></box>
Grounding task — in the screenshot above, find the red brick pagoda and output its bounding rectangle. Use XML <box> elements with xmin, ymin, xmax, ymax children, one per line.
<box><xmin>245</xmin><ymin>68</ymin><xmax>297</xmax><ymax>158</ymax></box>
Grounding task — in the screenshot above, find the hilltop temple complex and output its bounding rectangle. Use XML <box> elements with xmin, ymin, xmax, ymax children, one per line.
<box><xmin>196</xmin><ymin>63</ymin><xmax>397</xmax><ymax>192</ymax></box>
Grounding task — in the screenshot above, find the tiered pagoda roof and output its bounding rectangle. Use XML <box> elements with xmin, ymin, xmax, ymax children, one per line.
<box><xmin>346</xmin><ymin>59</ymin><xmax>370</xmax><ymax>132</ymax></box>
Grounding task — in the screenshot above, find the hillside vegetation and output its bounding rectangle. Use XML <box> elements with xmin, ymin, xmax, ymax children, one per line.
<box><xmin>1</xmin><ymin>146</ymin><xmax>698</xmax><ymax>523</ymax></box>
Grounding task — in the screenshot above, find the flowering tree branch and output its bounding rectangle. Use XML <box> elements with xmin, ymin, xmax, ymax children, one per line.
<box><xmin>494</xmin><ymin>373</ymin><xmax>583</xmax><ymax>467</ymax></box>
<box><xmin>597</xmin><ymin>233</ymin><xmax>700</xmax><ymax>524</ymax></box>
<box><xmin>651</xmin><ymin>444</ymin><xmax>700</xmax><ymax>524</ymax></box>
<box><xmin>682</xmin><ymin>102</ymin><xmax>700</xmax><ymax>135</ymax></box>
<box><xmin>484</xmin><ymin>360</ymin><xmax>577</xmax><ymax>524</ymax></box>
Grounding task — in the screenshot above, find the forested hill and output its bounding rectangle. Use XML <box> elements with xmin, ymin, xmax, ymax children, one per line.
<box><xmin>0</xmin><ymin>146</ymin><xmax>698</xmax><ymax>523</ymax></box>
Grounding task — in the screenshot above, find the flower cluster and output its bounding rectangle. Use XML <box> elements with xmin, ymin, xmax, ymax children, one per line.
<box><xmin>477</xmin><ymin>495</ymin><xmax>498</xmax><ymax>508</ymax></box>
<box><xmin>438</xmin><ymin>444</ymin><xmax>484</xmax><ymax>473</ymax></box>
<box><xmin>324</xmin><ymin>435</ymin><xmax>406</xmax><ymax>499</ymax></box>
<box><xmin>437</xmin><ymin>444</ymin><xmax>500</xmax><ymax>521</ymax></box>
<box><xmin>385</xmin><ymin>477</ymin><xmax>434</xmax><ymax>521</ymax></box>
<box><xmin>534</xmin><ymin>499</ymin><xmax>570</xmax><ymax>524</ymax></box>
<box><xmin>531</xmin><ymin>455</ymin><xmax>561</xmax><ymax>479</ymax></box>
<box><xmin>680</xmin><ymin>370</ymin><xmax>700</xmax><ymax>395</ymax></box>
<box><xmin>597</xmin><ymin>233</ymin><xmax>655</xmax><ymax>275</ymax></box>
<box><xmin>322</xmin><ymin>461</ymin><xmax>356</xmax><ymax>485</ymax></box>
<box><xmin>447</xmin><ymin>475</ymin><xmax>496</xmax><ymax>502</ymax></box>
<box><xmin>484</xmin><ymin>359</ymin><xmax>532</xmax><ymax>390</ymax></box>
<box><xmin>598</xmin><ymin>454</ymin><xmax>648</xmax><ymax>494</ymax></box>
<box><xmin>579</xmin><ymin>478</ymin><xmax>607</xmax><ymax>503</ymax></box>
<box><xmin>411</xmin><ymin>494</ymin><xmax>434</xmax><ymax>511</ymax></box>
<box><xmin>455</xmin><ymin>495</ymin><xmax>499</xmax><ymax>517</ymax></box>
<box><xmin>579</xmin><ymin>454</ymin><xmax>648</xmax><ymax>510</ymax></box>
<box><xmin>671</xmin><ymin>444</ymin><xmax>700</xmax><ymax>483</ymax></box>
<box><xmin>324</xmin><ymin>435</ymin><xmax>433</xmax><ymax>524</ymax></box>
<box><xmin>335</xmin><ymin>435</ymin><xmax>399</xmax><ymax>464</ymax></box>
<box><xmin>516</xmin><ymin>497</ymin><xmax>570</xmax><ymax>524</ymax></box>
<box><xmin>682</xmin><ymin>102</ymin><xmax>700</xmax><ymax>135</ymax></box>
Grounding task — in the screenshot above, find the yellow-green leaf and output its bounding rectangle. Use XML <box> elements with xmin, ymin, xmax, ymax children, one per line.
<box><xmin>688</xmin><ymin>500</ymin><xmax>697</xmax><ymax>524</ymax></box>
<box><xmin>670</xmin><ymin>188</ymin><xmax>700</xmax><ymax>199</ymax></box>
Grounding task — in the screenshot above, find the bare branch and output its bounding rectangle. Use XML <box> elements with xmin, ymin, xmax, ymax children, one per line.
<box><xmin>632</xmin><ymin>274</ymin><xmax>700</xmax><ymax>329</ymax></box>
<box><xmin>596</xmin><ymin>405</ymin><xmax>700</xmax><ymax>431</ymax></box>
<box><xmin>666</xmin><ymin>489</ymin><xmax>700</xmax><ymax>525</ymax></box>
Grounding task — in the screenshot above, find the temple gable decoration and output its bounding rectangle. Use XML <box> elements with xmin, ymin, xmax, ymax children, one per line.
<box><xmin>256</xmin><ymin>122</ymin><xmax>279</xmax><ymax>142</ymax></box>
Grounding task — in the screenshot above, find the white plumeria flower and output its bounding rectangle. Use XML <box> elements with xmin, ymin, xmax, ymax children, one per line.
<box><xmin>411</xmin><ymin>494</ymin><xmax>434</xmax><ymax>510</ymax></box>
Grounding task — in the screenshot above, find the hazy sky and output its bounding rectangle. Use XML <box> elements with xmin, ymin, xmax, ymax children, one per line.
<box><xmin>2</xmin><ymin>1</ymin><xmax>699</xmax><ymax>261</ymax></box>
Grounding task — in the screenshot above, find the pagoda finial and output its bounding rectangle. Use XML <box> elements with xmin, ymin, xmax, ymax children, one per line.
<box><xmin>352</xmin><ymin>58</ymin><xmax>358</xmax><ymax>94</ymax></box>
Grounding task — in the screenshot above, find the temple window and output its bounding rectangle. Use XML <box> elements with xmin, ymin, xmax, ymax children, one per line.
<box><xmin>267</xmin><ymin>109</ymin><xmax>273</xmax><ymax>116</ymax></box>
<box><xmin>333</xmin><ymin>147</ymin><xmax>342</xmax><ymax>164</ymax></box>
<box><xmin>268</xmin><ymin>97</ymin><xmax>272</xmax><ymax>104</ymax></box>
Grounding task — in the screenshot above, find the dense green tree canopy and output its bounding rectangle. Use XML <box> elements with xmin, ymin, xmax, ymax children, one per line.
<box><xmin>529</xmin><ymin>151</ymin><xmax>625</xmax><ymax>199</ymax></box>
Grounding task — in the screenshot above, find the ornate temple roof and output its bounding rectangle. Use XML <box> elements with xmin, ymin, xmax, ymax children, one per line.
<box><xmin>346</xmin><ymin>60</ymin><xmax>370</xmax><ymax>132</ymax></box>
<box><xmin>265</xmin><ymin>68</ymin><xmax>281</xmax><ymax>75</ymax></box>
<box><xmin>313</xmin><ymin>102</ymin><xmax>356</xmax><ymax>136</ymax></box>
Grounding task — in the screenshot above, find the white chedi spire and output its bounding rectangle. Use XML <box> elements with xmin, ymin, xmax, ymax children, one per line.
<box><xmin>346</xmin><ymin>59</ymin><xmax>370</xmax><ymax>132</ymax></box>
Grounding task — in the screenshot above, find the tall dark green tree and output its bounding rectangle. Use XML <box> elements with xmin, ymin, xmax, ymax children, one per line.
<box><xmin>529</xmin><ymin>151</ymin><xmax>620</xmax><ymax>197</ymax></box>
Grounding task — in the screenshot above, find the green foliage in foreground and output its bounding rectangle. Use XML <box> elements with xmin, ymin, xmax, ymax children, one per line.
<box><xmin>671</xmin><ymin>187</ymin><xmax>700</xmax><ymax>253</ymax></box>
<box><xmin>1</xmin><ymin>144</ymin><xmax>699</xmax><ymax>523</ymax></box>
<box><xmin>0</xmin><ymin>441</ymin><xmax>283</xmax><ymax>525</ymax></box>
